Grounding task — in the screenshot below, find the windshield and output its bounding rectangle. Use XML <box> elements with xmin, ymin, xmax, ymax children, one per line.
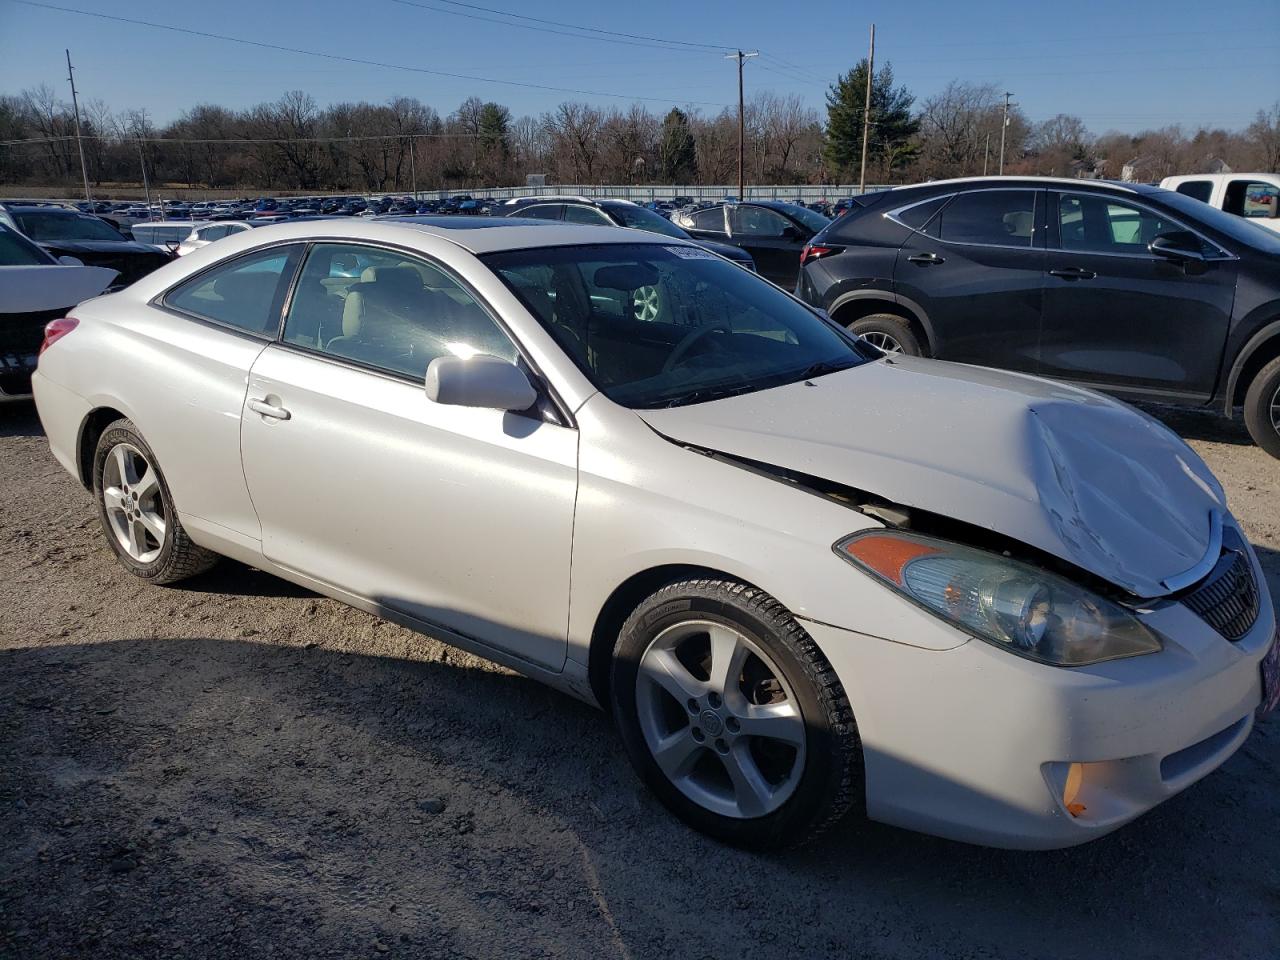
<box><xmin>1156</xmin><ymin>190</ymin><xmax>1280</xmax><ymax>254</ymax></box>
<box><xmin>0</xmin><ymin>224</ymin><xmax>54</xmax><ymax>265</ymax></box>
<box><xmin>773</xmin><ymin>202</ymin><xmax>831</xmax><ymax>233</ymax></box>
<box><xmin>603</xmin><ymin>202</ymin><xmax>689</xmax><ymax>239</ymax></box>
<box><xmin>13</xmin><ymin>211</ymin><xmax>124</xmax><ymax>243</ymax></box>
<box><xmin>484</xmin><ymin>243</ymin><xmax>873</xmax><ymax>409</ymax></box>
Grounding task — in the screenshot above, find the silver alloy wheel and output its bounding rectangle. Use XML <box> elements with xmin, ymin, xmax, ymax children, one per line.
<box><xmin>632</xmin><ymin>285</ymin><xmax>662</xmax><ymax>322</ymax></box>
<box><xmin>1271</xmin><ymin>382</ymin><xmax>1280</xmax><ymax>433</ymax></box>
<box><xmin>860</xmin><ymin>331</ymin><xmax>904</xmax><ymax>354</ymax></box>
<box><xmin>635</xmin><ymin>619</ymin><xmax>806</xmax><ymax>819</ymax></box>
<box><xmin>101</xmin><ymin>442</ymin><xmax>166</xmax><ymax>564</ymax></box>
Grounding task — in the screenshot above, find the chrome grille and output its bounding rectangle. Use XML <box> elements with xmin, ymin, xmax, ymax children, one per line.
<box><xmin>1183</xmin><ymin>542</ymin><xmax>1260</xmax><ymax>641</ymax></box>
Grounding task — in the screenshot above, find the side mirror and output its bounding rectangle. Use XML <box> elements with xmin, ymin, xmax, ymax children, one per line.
<box><xmin>425</xmin><ymin>354</ymin><xmax>538</xmax><ymax>412</ymax></box>
<box><xmin>781</xmin><ymin>224</ymin><xmax>805</xmax><ymax>241</ymax></box>
<box><xmin>56</xmin><ymin>255</ymin><xmax>84</xmax><ymax>266</ymax></box>
<box><xmin>1149</xmin><ymin>231</ymin><xmax>1206</xmax><ymax>262</ymax></box>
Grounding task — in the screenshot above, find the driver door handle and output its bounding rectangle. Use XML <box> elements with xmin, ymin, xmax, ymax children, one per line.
<box><xmin>907</xmin><ymin>252</ymin><xmax>945</xmax><ymax>265</ymax></box>
<box><xmin>1049</xmin><ymin>267</ymin><xmax>1097</xmax><ymax>280</ymax></box>
<box><xmin>247</xmin><ymin>397</ymin><xmax>291</xmax><ymax>421</ymax></box>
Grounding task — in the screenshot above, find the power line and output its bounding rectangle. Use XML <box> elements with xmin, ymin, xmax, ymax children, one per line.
<box><xmin>6</xmin><ymin>0</ymin><xmax>732</xmax><ymax>108</ymax></box>
<box><xmin>389</xmin><ymin>0</ymin><xmax>737</xmax><ymax>52</ymax></box>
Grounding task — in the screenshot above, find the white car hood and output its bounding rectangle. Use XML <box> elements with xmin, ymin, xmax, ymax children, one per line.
<box><xmin>0</xmin><ymin>264</ymin><xmax>118</xmax><ymax>313</ymax></box>
<box><xmin>638</xmin><ymin>356</ymin><xmax>1225</xmax><ymax>599</ymax></box>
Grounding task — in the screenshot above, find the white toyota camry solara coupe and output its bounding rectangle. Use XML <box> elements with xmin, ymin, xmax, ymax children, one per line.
<box><xmin>32</xmin><ymin>216</ymin><xmax>1279</xmax><ymax>850</ymax></box>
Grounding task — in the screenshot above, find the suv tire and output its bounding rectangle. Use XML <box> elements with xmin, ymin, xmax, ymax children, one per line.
<box><xmin>848</xmin><ymin>314</ymin><xmax>924</xmax><ymax>356</ymax></box>
<box><xmin>1243</xmin><ymin>354</ymin><xmax>1280</xmax><ymax>459</ymax></box>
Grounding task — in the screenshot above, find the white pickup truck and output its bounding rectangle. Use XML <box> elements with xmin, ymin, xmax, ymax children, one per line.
<box><xmin>1160</xmin><ymin>173</ymin><xmax>1280</xmax><ymax>233</ymax></box>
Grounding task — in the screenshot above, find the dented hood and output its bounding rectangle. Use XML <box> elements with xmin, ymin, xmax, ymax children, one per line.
<box><xmin>638</xmin><ymin>357</ymin><xmax>1225</xmax><ymax>599</ymax></box>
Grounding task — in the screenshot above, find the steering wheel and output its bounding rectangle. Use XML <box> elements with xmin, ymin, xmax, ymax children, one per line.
<box><xmin>662</xmin><ymin>323</ymin><xmax>732</xmax><ymax>373</ymax></box>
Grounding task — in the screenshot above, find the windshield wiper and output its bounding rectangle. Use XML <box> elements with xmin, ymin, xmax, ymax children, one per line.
<box><xmin>657</xmin><ymin>382</ymin><xmax>762</xmax><ymax>408</ymax></box>
<box><xmin>797</xmin><ymin>358</ymin><xmax>859</xmax><ymax>381</ymax></box>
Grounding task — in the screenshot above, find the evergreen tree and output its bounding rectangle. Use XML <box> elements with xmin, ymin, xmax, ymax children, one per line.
<box><xmin>478</xmin><ymin>102</ymin><xmax>512</xmax><ymax>160</ymax></box>
<box><xmin>823</xmin><ymin>61</ymin><xmax>917</xmax><ymax>180</ymax></box>
<box><xmin>658</xmin><ymin>108</ymin><xmax>697</xmax><ymax>182</ymax></box>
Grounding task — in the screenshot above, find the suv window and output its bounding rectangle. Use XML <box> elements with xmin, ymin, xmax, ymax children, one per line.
<box><xmin>197</xmin><ymin>225</ymin><xmax>228</xmax><ymax>241</ymax></box>
<box><xmin>165</xmin><ymin>244</ymin><xmax>303</xmax><ymax>335</ymax></box>
<box><xmin>1057</xmin><ymin>193</ymin><xmax>1198</xmax><ymax>255</ymax></box>
<box><xmin>282</xmin><ymin>242</ymin><xmax>516</xmax><ymax>379</ymax></box>
<box><xmin>893</xmin><ymin>195</ymin><xmax>948</xmax><ymax>235</ymax></box>
<box><xmin>517</xmin><ymin>204</ymin><xmax>563</xmax><ymax>221</ymax></box>
<box><xmin>730</xmin><ymin>205</ymin><xmax>792</xmax><ymax>238</ymax></box>
<box><xmin>1224</xmin><ymin>180</ymin><xmax>1279</xmax><ymax>220</ymax></box>
<box><xmin>937</xmin><ymin>190</ymin><xmax>1037</xmax><ymax>247</ymax></box>
<box><xmin>1175</xmin><ymin>180</ymin><xmax>1214</xmax><ymax>203</ymax></box>
<box><xmin>688</xmin><ymin>207</ymin><xmax>727</xmax><ymax>234</ymax></box>
<box><xmin>563</xmin><ymin>204</ymin><xmax>611</xmax><ymax>225</ymax></box>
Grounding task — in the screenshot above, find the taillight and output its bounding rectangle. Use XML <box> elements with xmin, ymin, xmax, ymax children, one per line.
<box><xmin>39</xmin><ymin>317</ymin><xmax>79</xmax><ymax>356</ymax></box>
<box><xmin>800</xmin><ymin>244</ymin><xmax>843</xmax><ymax>267</ymax></box>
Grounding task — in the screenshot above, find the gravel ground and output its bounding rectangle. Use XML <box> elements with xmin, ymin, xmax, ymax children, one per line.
<box><xmin>1</xmin><ymin>401</ymin><xmax>1277</xmax><ymax>960</ymax></box>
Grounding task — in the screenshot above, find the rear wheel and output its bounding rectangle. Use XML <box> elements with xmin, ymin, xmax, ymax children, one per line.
<box><xmin>610</xmin><ymin>579</ymin><xmax>863</xmax><ymax>850</ymax></box>
<box><xmin>92</xmin><ymin>419</ymin><xmax>218</xmax><ymax>583</ymax></box>
<box><xmin>848</xmin><ymin>314</ymin><xmax>923</xmax><ymax>356</ymax></box>
<box><xmin>1244</xmin><ymin>355</ymin><xmax>1280</xmax><ymax>459</ymax></box>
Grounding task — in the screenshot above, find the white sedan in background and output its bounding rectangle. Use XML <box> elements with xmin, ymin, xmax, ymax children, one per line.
<box><xmin>31</xmin><ymin>217</ymin><xmax>1278</xmax><ymax>850</ymax></box>
<box><xmin>176</xmin><ymin>220</ymin><xmax>254</xmax><ymax>256</ymax></box>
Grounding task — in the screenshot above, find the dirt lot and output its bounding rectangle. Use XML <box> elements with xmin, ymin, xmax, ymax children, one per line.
<box><xmin>1</xmin><ymin>401</ymin><xmax>1277</xmax><ymax>960</ymax></box>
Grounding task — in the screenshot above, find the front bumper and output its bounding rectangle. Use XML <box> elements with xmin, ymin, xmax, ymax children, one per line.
<box><xmin>806</xmin><ymin>540</ymin><xmax>1276</xmax><ymax>849</ymax></box>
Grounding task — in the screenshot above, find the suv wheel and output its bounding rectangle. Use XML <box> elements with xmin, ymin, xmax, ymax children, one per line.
<box><xmin>92</xmin><ymin>418</ymin><xmax>219</xmax><ymax>583</ymax></box>
<box><xmin>610</xmin><ymin>579</ymin><xmax>863</xmax><ymax>850</ymax></box>
<box><xmin>848</xmin><ymin>314</ymin><xmax>923</xmax><ymax>356</ymax></box>
<box><xmin>1243</xmin><ymin>355</ymin><xmax>1280</xmax><ymax>459</ymax></box>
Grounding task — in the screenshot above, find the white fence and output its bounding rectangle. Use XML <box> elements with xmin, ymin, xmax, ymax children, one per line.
<box><xmin>416</xmin><ymin>184</ymin><xmax>894</xmax><ymax>202</ymax></box>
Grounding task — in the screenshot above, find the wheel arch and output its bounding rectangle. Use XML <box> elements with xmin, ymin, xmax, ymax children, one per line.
<box><xmin>828</xmin><ymin>290</ymin><xmax>935</xmax><ymax>356</ymax></box>
<box><xmin>586</xmin><ymin>563</ymin><xmax>765</xmax><ymax>708</ymax></box>
<box><xmin>1225</xmin><ymin>319</ymin><xmax>1280</xmax><ymax>414</ymax></box>
<box><xmin>76</xmin><ymin>405</ymin><xmax>129</xmax><ymax>490</ymax></box>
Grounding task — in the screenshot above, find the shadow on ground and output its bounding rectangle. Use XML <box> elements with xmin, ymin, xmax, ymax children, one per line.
<box><xmin>2</xmin><ymin>622</ymin><xmax>1276</xmax><ymax>959</ymax></box>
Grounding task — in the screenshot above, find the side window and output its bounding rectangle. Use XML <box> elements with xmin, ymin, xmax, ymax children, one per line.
<box><xmin>1058</xmin><ymin>194</ymin><xmax>1194</xmax><ymax>254</ymax></box>
<box><xmin>1224</xmin><ymin>180</ymin><xmax>1279</xmax><ymax>219</ymax></box>
<box><xmin>730</xmin><ymin>206</ymin><xmax>791</xmax><ymax>238</ymax></box>
<box><xmin>165</xmin><ymin>244</ymin><xmax>302</xmax><ymax>335</ymax></box>
<box><xmin>893</xmin><ymin>196</ymin><xmax>947</xmax><ymax>236</ymax></box>
<box><xmin>198</xmin><ymin>225</ymin><xmax>228</xmax><ymax>241</ymax></box>
<box><xmin>519</xmin><ymin>204</ymin><xmax>563</xmax><ymax>221</ymax></box>
<box><xmin>563</xmin><ymin>204</ymin><xmax>611</xmax><ymax>225</ymax></box>
<box><xmin>937</xmin><ymin>190</ymin><xmax>1037</xmax><ymax>247</ymax></box>
<box><xmin>282</xmin><ymin>242</ymin><xmax>517</xmax><ymax>379</ymax></box>
<box><xmin>690</xmin><ymin>207</ymin><xmax>727</xmax><ymax>234</ymax></box>
<box><xmin>1175</xmin><ymin>180</ymin><xmax>1214</xmax><ymax>203</ymax></box>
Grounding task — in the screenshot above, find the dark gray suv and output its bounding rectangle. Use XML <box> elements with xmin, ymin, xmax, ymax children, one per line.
<box><xmin>796</xmin><ymin>177</ymin><xmax>1280</xmax><ymax>458</ymax></box>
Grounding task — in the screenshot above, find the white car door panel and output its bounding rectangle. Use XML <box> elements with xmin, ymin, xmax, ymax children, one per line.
<box><xmin>240</xmin><ymin>347</ymin><xmax>577</xmax><ymax>669</ymax></box>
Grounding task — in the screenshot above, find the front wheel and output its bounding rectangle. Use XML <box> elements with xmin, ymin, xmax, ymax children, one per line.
<box><xmin>849</xmin><ymin>314</ymin><xmax>923</xmax><ymax>356</ymax></box>
<box><xmin>1243</xmin><ymin>355</ymin><xmax>1280</xmax><ymax>459</ymax></box>
<box><xmin>610</xmin><ymin>579</ymin><xmax>863</xmax><ymax>850</ymax></box>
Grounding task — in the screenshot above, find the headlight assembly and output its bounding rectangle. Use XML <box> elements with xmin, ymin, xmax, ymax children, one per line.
<box><xmin>834</xmin><ymin>531</ymin><xmax>1162</xmax><ymax>666</ymax></box>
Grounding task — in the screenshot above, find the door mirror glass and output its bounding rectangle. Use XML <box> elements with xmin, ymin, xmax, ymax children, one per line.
<box><xmin>425</xmin><ymin>354</ymin><xmax>537</xmax><ymax>411</ymax></box>
<box><xmin>1149</xmin><ymin>230</ymin><xmax>1207</xmax><ymax>262</ymax></box>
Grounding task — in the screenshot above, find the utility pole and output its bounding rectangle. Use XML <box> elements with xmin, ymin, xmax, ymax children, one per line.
<box><xmin>858</xmin><ymin>24</ymin><xmax>875</xmax><ymax>195</ymax></box>
<box><xmin>983</xmin><ymin>132</ymin><xmax>990</xmax><ymax>176</ymax></box>
<box><xmin>409</xmin><ymin>134</ymin><xmax>418</xmax><ymax>197</ymax></box>
<box><xmin>137</xmin><ymin>136</ymin><xmax>152</xmax><ymax>212</ymax></box>
<box><xmin>998</xmin><ymin>91</ymin><xmax>1013</xmax><ymax>176</ymax></box>
<box><xmin>725</xmin><ymin>50</ymin><xmax>758</xmax><ymax>200</ymax></box>
<box><xmin>65</xmin><ymin>49</ymin><xmax>92</xmax><ymax>203</ymax></box>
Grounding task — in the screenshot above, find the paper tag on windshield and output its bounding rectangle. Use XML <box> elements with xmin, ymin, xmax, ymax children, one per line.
<box><xmin>665</xmin><ymin>245</ymin><xmax>718</xmax><ymax>260</ymax></box>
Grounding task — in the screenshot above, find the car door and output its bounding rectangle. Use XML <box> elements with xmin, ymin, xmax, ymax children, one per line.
<box><xmin>893</xmin><ymin>188</ymin><xmax>1045</xmax><ymax>372</ymax></box>
<box><xmin>239</xmin><ymin>241</ymin><xmax>577</xmax><ymax>670</ymax></box>
<box><xmin>679</xmin><ymin>206</ymin><xmax>731</xmax><ymax>246</ymax></box>
<box><xmin>727</xmin><ymin>205</ymin><xmax>808</xmax><ymax>287</ymax></box>
<box><xmin>1040</xmin><ymin>190</ymin><xmax>1237</xmax><ymax>401</ymax></box>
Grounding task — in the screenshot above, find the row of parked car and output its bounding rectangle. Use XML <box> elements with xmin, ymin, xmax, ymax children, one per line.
<box><xmin>5</xmin><ymin>174</ymin><xmax>1280</xmax><ymax>458</ymax></box>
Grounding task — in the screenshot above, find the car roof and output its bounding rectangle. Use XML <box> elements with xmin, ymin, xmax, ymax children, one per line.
<box><xmin>245</xmin><ymin>215</ymin><xmax>671</xmax><ymax>254</ymax></box>
<box><xmin>890</xmin><ymin>175</ymin><xmax>1141</xmax><ymax>194</ymax></box>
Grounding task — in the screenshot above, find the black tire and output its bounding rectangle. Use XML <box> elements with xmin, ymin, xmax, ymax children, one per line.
<box><xmin>848</xmin><ymin>313</ymin><xmax>924</xmax><ymax>357</ymax></box>
<box><xmin>1243</xmin><ymin>355</ymin><xmax>1280</xmax><ymax>460</ymax></box>
<box><xmin>92</xmin><ymin>418</ymin><xmax>218</xmax><ymax>584</ymax></box>
<box><xmin>610</xmin><ymin>579</ymin><xmax>863</xmax><ymax>850</ymax></box>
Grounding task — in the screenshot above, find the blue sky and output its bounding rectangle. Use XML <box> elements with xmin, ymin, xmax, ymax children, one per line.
<box><xmin>1</xmin><ymin>0</ymin><xmax>1276</xmax><ymax>133</ymax></box>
